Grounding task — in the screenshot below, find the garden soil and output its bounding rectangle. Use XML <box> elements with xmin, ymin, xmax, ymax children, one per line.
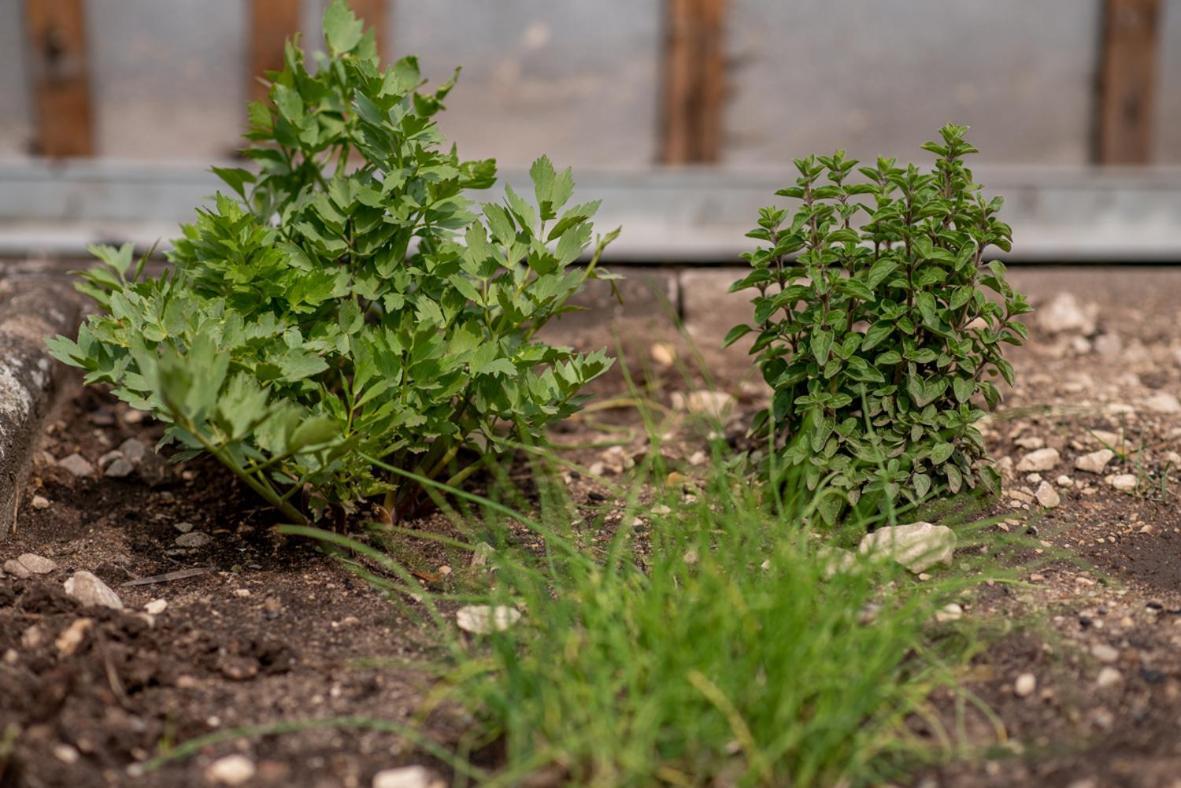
<box><xmin>2</xmin><ymin>267</ymin><xmax>1181</xmax><ymax>787</ymax></box>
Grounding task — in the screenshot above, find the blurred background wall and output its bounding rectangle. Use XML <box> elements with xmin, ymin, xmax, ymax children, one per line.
<box><xmin>2</xmin><ymin>0</ymin><xmax>1180</xmax><ymax>261</ymax></box>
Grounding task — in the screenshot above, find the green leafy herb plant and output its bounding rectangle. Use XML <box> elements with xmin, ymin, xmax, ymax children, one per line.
<box><xmin>50</xmin><ymin>0</ymin><xmax>619</xmax><ymax>526</ymax></box>
<box><xmin>727</xmin><ymin>125</ymin><xmax>1030</xmax><ymax>523</ymax></box>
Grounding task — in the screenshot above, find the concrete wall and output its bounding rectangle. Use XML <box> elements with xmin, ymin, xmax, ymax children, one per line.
<box><xmin>1</xmin><ymin>1</ymin><xmax>1181</xmax><ymax>166</ymax></box>
<box><xmin>726</xmin><ymin>0</ymin><xmax>1103</xmax><ymax>166</ymax></box>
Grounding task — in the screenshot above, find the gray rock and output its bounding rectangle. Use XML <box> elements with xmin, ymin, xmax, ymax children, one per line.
<box><xmin>117</xmin><ymin>438</ymin><xmax>147</xmax><ymax>465</ymax></box>
<box><xmin>3</xmin><ymin>559</ymin><xmax>30</xmax><ymax>578</ymax></box>
<box><xmin>57</xmin><ymin>453</ymin><xmax>94</xmax><ymax>478</ymax></box>
<box><xmin>104</xmin><ymin>458</ymin><xmax>135</xmax><ymax>478</ymax></box>
<box><xmin>1015</xmin><ymin>448</ymin><xmax>1060</xmax><ymax>473</ymax></box>
<box><xmin>1075</xmin><ymin>449</ymin><xmax>1115</xmax><ymax>474</ymax></box>
<box><xmin>1035</xmin><ymin>481</ymin><xmax>1061</xmax><ymax>509</ymax></box>
<box><xmin>1105</xmin><ymin>474</ymin><xmax>1137</xmax><ymax>492</ymax></box>
<box><xmin>175</xmin><ymin>531</ymin><xmax>212</xmax><ymax>548</ymax></box>
<box><xmin>63</xmin><ymin>571</ymin><xmax>123</xmax><ymax>610</ymax></box>
<box><xmin>1143</xmin><ymin>392</ymin><xmax>1181</xmax><ymax>415</ymax></box>
<box><xmin>174</xmin><ymin>521</ymin><xmax>195</xmax><ymax>533</ymax></box>
<box><xmin>98</xmin><ymin>450</ymin><xmax>122</xmax><ymax>468</ymax></box>
<box><xmin>15</xmin><ymin>553</ymin><xmax>57</xmax><ymax>574</ymax></box>
<box><xmin>858</xmin><ymin>522</ymin><xmax>956</xmax><ymax>573</ymax></box>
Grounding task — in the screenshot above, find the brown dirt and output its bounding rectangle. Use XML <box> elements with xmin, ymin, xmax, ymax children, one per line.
<box><xmin>0</xmin><ymin>387</ymin><xmax>466</xmax><ymax>788</ymax></box>
<box><xmin>3</xmin><ymin>266</ymin><xmax>1181</xmax><ymax>787</ymax></box>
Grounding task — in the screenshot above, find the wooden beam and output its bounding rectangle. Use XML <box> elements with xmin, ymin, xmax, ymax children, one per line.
<box><xmin>24</xmin><ymin>0</ymin><xmax>94</xmax><ymax>157</ymax></box>
<box><xmin>248</xmin><ymin>0</ymin><xmax>301</xmax><ymax>106</ymax></box>
<box><xmin>660</xmin><ymin>0</ymin><xmax>726</xmax><ymax>164</ymax></box>
<box><xmin>1097</xmin><ymin>0</ymin><xmax>1162</xmax><ymax>164</ymax></box>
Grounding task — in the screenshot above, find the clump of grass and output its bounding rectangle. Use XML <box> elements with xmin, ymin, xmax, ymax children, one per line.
<box><xmin>384</xmin><ymin>451</ymin><xmax>998</xmax><ymax>787</ymax></box>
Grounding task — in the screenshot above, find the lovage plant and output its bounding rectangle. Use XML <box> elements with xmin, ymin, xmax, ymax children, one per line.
<box><xmin>728</xmin><ymin>125</ymin><xmax>1030</xmax><ymax>522</ymax></box>
<box><xmin>50</xmin><ymin>0</ymin><xmax>617</xmax><ymax>525</ymax></box>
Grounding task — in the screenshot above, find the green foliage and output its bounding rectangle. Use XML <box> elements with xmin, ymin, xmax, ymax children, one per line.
<box><xmin>728</xmin><ymin>125</ymin><xmax>1030</xmax><ymax>521</ymax></box>
<box><xmin>305</xmin><ymin>451</ymin><xmax>994</xmax><ymax>786</ymax></box>
<box><xmin>49</xmin><ymin>0</ymin><xmax>618</xmax><ymax>524</ymax></box>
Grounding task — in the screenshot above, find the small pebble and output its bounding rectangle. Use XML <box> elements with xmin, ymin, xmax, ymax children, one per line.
<box><xmin>145</xmin><ymin>599</ymin><xmax>168</xmax><ymax>615</ymax></box>
<box><xmin>57</xmin><ymin>453</ymin><xmax>94</xmax><ymax>478</ymax></box>
<box><xmin>206</xmin><ymin>754</ymin><xmax>256</xmax><ymax>786</ymax></box>
<box><xmin>31</xmin><ymin>495</ymin><xmax>50</xmax><ymax>510</ymax></box>
<box><xmin>1096</xmin><ymin>667</ymin><xmax>1122</xmax><ymax>688</ymax></box>
<box><xmin>1091</xmin><ymin>643</ymin><xmax>1120</xmax><ymax>663</ymax></box>
<box><xmin>372</xmin><ymin>765</ymin><xmax>444</xmax><ymax>788</ymax></box>
<box><xmin>104</xmin><ymin>458</ymin><xmax>135</xmax><ymax>478</ymax></box>
<box><xmin>175</xmin><ymin>532</ymin><xmax>212</xmax><ymax>548</ymax></box>
<box><xmin>1014</xmin><ymin>672</ymin><xmax>1037</xmax><ymax>697</ymax></box>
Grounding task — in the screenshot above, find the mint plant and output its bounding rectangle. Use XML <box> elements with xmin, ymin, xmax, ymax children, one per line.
<box><xmin>50</xmin><ymin>0</ymin><xmax>617</xmax><ymax>525</ymax></box>
<box><xmin>728</xmin><ymin>125</ymin><xmax>1030</xmax><ymax>522</ymax></box>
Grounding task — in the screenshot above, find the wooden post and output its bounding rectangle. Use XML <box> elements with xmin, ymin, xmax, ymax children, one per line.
<box><xmin>248</xmin><ymin>0</ymin><xmax>302</xmax><ymax>105</ymax></box>
<box><xmin>249</xmin><ymin>0</ymin><xmax>388</xmax><ymax>105</ymax></box>
<box><xmin>1097</xmin><ymin>0</ymin><xmax>1162</xmax><ymax>164</ymax></box>
<box><xmin>24</xmin><ymin>0</ymin><xmax>94</xmax><ymax>157</ymax></box>
<box><xmin>660</xmin><ymin>0</ymin><xmax>726</xmax><ymax>164</ymax></box>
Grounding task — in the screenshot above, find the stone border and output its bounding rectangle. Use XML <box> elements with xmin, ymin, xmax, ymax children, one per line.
<box><xmin>0</xmin><ymin>274</ymin><xmax>82</xmax><ymax>536</ymax></box>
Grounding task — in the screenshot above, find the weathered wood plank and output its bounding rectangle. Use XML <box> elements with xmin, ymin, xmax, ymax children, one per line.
<box><xmin>23</xmin><ymin>0</ymin><xmax>93</xmax><ymax>157</ymax></box>
<box><xmin>661</xmin><ymin>0</ymin><xmax>727</xmax><ymax>164</ymax></box>
<box><xmin>1098</xmin><ymin>0</ymin><xmax>1162</xmax><ymax>164</ymax></box>
<box><xmin>248</xmin><ymin>0</ymin><xmax>301</xmax><ymax>105</ymax></box>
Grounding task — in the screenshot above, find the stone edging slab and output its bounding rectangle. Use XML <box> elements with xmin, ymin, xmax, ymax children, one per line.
<box><xmin>0</xmin><ymin>274</ymin><xmax>82</xmax><ymax>536</ymax></box>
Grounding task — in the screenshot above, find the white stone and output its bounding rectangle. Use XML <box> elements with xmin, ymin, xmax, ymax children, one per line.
<box><xmin>145</xmin><ymin>598</ymin><xmax>168</xmax><ymax>615</ymax></box>
<box><xmin>1056</xmin><ymin>475</ymin><xmax>1074</xmax><ymax>488</ymax></box>
<box><xmin>31</xmin><ymin>494</ymin><xmax>50</xmax><ymax>510</ymax></box>
<box><xmin>57</xmin><ymin>453</ymin><xmax>94</xmax><ymax>478</ymax></box>
<box><xmin>1106</xmin><ymin>474</ymin><xmax>1137</xmax><ymax>492</ymax></box>
<box><xmin>456</xmin><ymin>605</ymin><xmax>522</xmax><ymax>634</ymax></box>
<box><xmin>1015</xmin><ymin>448</ymin><xmax>1060</xmax><ymax>473</ymax></box>
<box><xmin>1036</xmin><ymin>293</ymin><xmax>1096</xmax><ymax>335</ymax></box>
<box><xmin>1014</xmin><ymin>672</ymin><xmax>1037</xmax><ymax>698</ymax></box>
<box><xmin>935</xmin><ymin>603</ymin><xmax>964</xmax><ymax>623</ymax></box>
<box><xmin>1075</xmin><ymin>449</ymin><xmax>1115</xmax><ymax>474</ymax></box>
<box><xmin>63</xmin><ymin>571</ymin><xmax>123</xmax><ymax>610</ymax></box>
<box><xmin>206</xmin><ymin>754</ymin><xmax>256</xmax><ymax>786</ymax></box>
<box><xmin>372</xmin><ymin>765</ymin><xmax>445</xmax><ymax>788</ymax></box>
<box><xmin>16</xmin><ymin>553</ymin><xmax>56</xmax><ymax>574</ymax></box>
<box><xmin>649</xmin><ymin>343</ymin><xmax>677</xmax><ymax>368</ymax></box>
<box><xmin>1091</xmin><ymin>643</ymin><xmax>1120</xmax><ymax>663</ymax></box>
<box><xmin>858</xmin><ymin>522</ymin><xmax>955</xmax><ymax>574</ymax></box>
<box><xmin>1143</xmin><ymin>392</ymin><xmax>1181</xmax><ymax>414</ymax></box>
<box><xmin>1014</xmin><ymin>436</ymin><xmax>1045</xmax><ymax>450</ymax></box>
<box><xmin>1096</xmin><ymin>667</ymin><xmax>1122</xmax><ymax>689</ymax></box>
<box><xmin>55</xmin><ymin>618</ymin><xmax>94</xmax><ymax>656</ymax></box>
<box><xmin>672</xmin><ymin>389</ymin><xmax>736</xmax><ymax>418</ymax></box>
<box><xmin>816</xmin><ymin>546</ymin><xmax>856</xmax><ymax>579</ymax></box>
<box><xmin>1035</xmin><ymin>481</ymin><xmax>1060</xmax><ymax>509</ymax></box>
<box><xmin>3</xmin><ymin>559</ymin><xmax>30</xmax><ymax>579</ymax></box>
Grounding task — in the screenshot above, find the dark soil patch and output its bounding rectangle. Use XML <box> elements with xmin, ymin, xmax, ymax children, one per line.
<box><xmin>1</xmin><ymin>388</ymin><xmax>463</xmax><ymax>788</ymax></box>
